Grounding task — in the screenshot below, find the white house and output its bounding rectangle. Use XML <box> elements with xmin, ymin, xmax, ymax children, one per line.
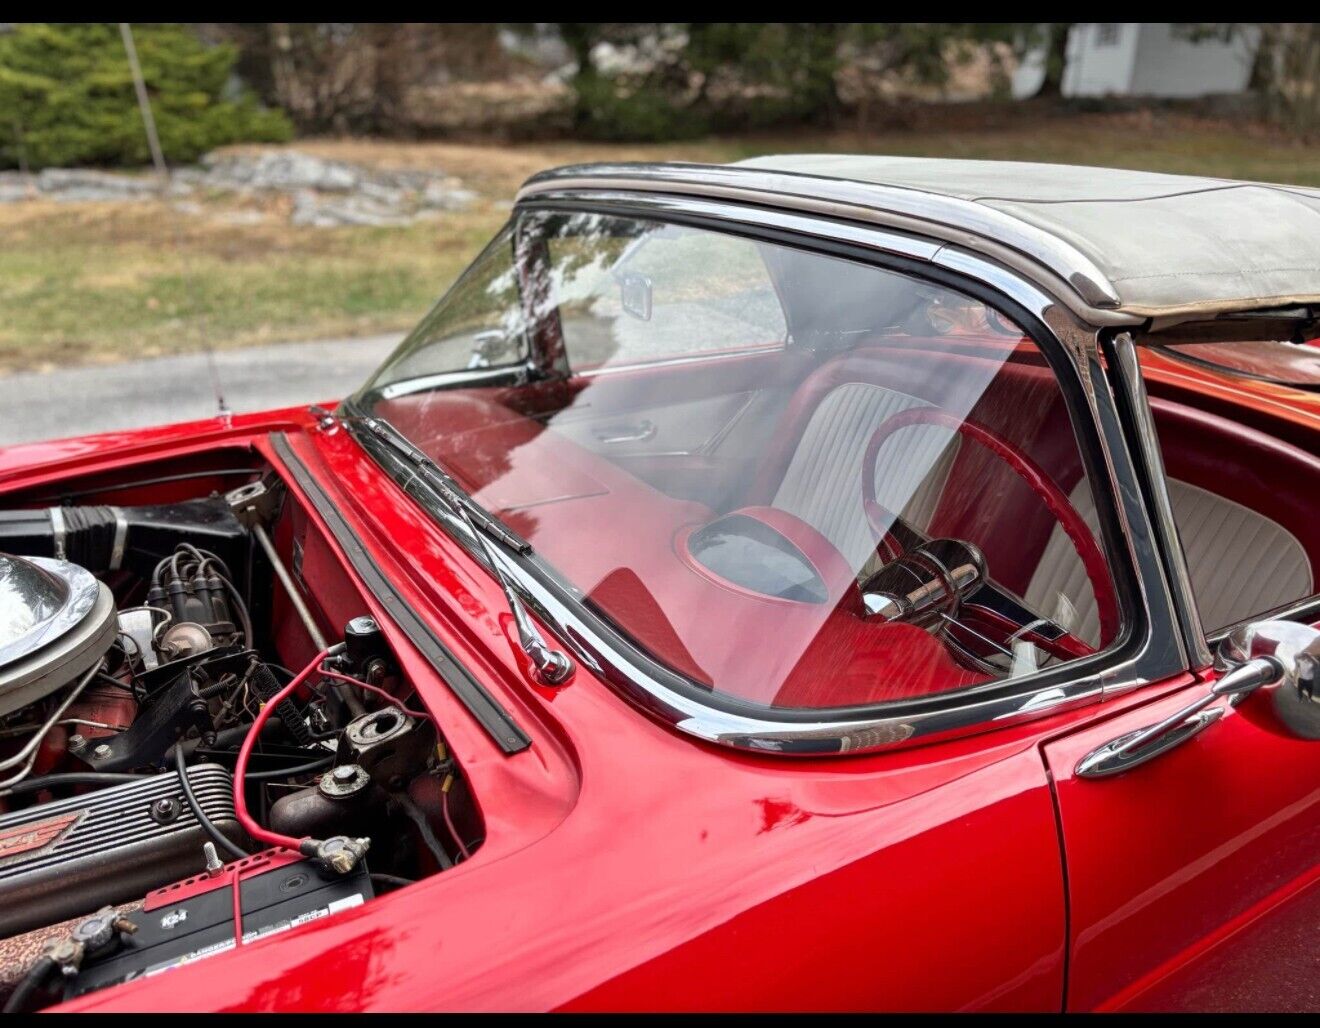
<box><xmin>1014</xmin><ymin>24</ymin><xmax>1261</xmax><ymax>100</ymax></box>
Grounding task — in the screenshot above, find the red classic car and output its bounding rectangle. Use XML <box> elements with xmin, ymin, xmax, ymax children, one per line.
<box><xmin>1</xmin><ymin>156</ymin><xmax>1318</xmax><ymax>1012</ymax></box>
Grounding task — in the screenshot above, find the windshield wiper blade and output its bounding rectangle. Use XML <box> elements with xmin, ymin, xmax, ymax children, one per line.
<box><xmin>352</xmin><ymin>414</ymin><xmax>531</xmax><ymax>555</ymax></box>
<box><xmin>341</xmin><ymin>411</ymin><xmax>574</xmax><ymax>685</ymax></box>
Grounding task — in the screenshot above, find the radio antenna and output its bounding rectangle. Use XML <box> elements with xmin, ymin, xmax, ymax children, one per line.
<box><xmin>120</xmin><ymin>22</ymin><xmax>231</xmax><ymax>425</ymax></box>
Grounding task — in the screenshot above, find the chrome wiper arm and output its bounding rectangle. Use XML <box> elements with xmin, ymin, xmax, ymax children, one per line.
<box><xmin>339</xmin><ymin>411</ymin><xmax>573</xmax><ymax>685</ymax></box>
<box><xmin>351</xmin><ymin>413</ymin><xmax>532</xmax><ymax>555</ymax></box>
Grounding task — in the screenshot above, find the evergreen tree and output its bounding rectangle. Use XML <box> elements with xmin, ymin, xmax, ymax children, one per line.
<box><xmin>0</xmin><ymin>23</ymin><xmax>292</xmax><ymax>169</ymax></box>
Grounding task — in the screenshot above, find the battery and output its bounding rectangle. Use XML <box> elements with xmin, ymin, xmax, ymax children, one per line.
<box><xmin>67</xmin><ymin>850</ymin><xmax>374</xmax><ymax>998</ymax></box>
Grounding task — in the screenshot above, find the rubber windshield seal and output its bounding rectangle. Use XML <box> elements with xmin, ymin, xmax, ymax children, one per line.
<box><xmin>268</xmin><ymin>431</ymin><xmax>532</xmax><ymax>755</ymax></box>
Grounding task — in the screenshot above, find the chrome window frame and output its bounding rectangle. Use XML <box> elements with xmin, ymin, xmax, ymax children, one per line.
<box><xmin>1111</xmin><ymin>331</ymin><xmax>1320</xmax><ymax>662</ymax></box>
<box><xmin>1104</xmin><ymin>332</ymin><xmax>1215</xmax><ymax>671</ymax></box>
<box><xmin>346</xmin><ymin>189</ymin><xmax>1190</xmax><ymax>755</ymax></box>
<box><xmin>516</xmin><ymin>165</ymin><xmax>1140</xmax><ymax>319</ymax></box>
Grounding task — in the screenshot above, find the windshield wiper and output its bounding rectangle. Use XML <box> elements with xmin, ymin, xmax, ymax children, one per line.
<box><xmin>337</xmin><ymin>410</ymin><xmax>575</xmax><ymax>685</ymax></box>
<box><xmin>349</xmin><ymin>412</ymin><xmax>532</xmax><ymax>555</ymax></box>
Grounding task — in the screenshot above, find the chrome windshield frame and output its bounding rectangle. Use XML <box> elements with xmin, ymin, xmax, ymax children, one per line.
<box><xmin>346</xmin><ymin>189</ymin><xmax>1190</xmax><ymax>755</ymax></box>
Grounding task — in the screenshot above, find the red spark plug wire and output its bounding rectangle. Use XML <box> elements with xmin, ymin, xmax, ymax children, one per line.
<box><xmin>232</xmin><ymin>646</ymin><xmax>332</xmax><ymax>852</ymax></box>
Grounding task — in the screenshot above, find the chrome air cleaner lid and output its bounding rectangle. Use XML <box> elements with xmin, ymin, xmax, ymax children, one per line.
<box><xmin>0</xmin><ymin>554</ymin><xmax>116</xmax><ymax>716</ymax></box>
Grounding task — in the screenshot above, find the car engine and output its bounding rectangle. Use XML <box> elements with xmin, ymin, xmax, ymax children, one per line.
<box><xmin>0</xmin><ymin>473</ymin><xmax>478</xmax><ymax>1010</ymax></box>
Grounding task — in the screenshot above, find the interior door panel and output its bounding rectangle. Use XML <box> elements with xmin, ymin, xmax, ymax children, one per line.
<box><xmin>547</xmin><ymin>347</ymin><xmax>797</xmax><ymax>507</ymax></box>
<box><xmin>551</xmin><ymin>389</ymin><xmax>756</xmax><ymax>458</ymax></box>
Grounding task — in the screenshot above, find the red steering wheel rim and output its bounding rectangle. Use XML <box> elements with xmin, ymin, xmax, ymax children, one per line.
<box><xmin>861</xmin><ymin>406</ymin><xmax>1119</xmax><ymax>647</ymax></box>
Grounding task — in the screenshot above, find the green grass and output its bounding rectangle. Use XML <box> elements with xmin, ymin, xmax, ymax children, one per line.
<box><xmin>0</xmin><ymin>202</ymin><xmax>498</xmax><ymax>371</ymax></box>
<box><xmin>4</xmin><ymin>107</ymin><xmax>1319</xmax><ymax>373</ymax></box>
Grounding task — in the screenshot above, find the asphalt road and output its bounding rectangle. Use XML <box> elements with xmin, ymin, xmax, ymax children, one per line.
<box><xmin>0</xmin><ymin>334</ymin><xmax>402</xmax><ymax>448</ymax></box>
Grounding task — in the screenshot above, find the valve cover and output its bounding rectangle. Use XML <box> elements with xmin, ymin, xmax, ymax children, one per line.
<box><xmin>0</xmin><ymin>765</ymin><xmax>242</xmax><ymax>938</ymax></box>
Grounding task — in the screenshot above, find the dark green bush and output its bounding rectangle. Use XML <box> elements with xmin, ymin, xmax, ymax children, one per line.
<box><xmin>573</xmin><ymin>73</ymin><xmax>710</xmax><ymax>142</ymax></box>
<box><xmin>0</xmin><ymin>23</ymin><xmax>292</xmax><ymax>169</ymax></box>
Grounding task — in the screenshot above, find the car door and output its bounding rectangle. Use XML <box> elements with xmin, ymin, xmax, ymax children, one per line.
<box><xmin>1042</xmin><ymin>339</ymin><xmax>1320</xmax><ymax>1012</ymax></box>
<box><xmin>1044</xmin><ymin>660</ymin><xmax>1320</xmax><ymax>1010</ymax></box>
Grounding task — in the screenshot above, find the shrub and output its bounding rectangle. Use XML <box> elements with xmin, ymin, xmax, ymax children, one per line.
<box><xmin>572</xmin><ymin>73</ymin><xmax>710</xmax><ymax>142</ymax></box>
<box><xmin>0</xmin><ymin>23</ymin><xmax>292</xmax><ymax>169</ymax></box>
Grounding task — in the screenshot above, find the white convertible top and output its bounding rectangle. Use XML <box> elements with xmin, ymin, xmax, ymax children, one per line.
<box><xmin>735</xmin><ymin>155</ymin><xmax>1320</xmax><ymax>318</ymax></box>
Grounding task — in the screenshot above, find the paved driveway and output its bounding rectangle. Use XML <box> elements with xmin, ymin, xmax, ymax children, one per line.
<box><xmin>0</xmin><ymin>334</ymin><xmax>402</xmax><ymax>448</ymax></box>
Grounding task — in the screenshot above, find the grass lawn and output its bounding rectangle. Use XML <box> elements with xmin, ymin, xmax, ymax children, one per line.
<box><xmin>3</xmin><ymin>105</ymin><xmax>1318</xmax><ymax>374</ymax></box>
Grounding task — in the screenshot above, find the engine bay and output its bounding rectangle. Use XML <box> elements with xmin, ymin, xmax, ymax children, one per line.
<box><xmin>0</xmin><ymin>459</ymin><xmax>478</xmax><ymax>1011</ymax></box>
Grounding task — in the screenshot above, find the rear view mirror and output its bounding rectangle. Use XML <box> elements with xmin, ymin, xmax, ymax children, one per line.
<box><xmin>466</xmin><ymin>329</ymin><xmax>519</xmax><ymax>369</ymax></box>
<box><xmin>615</xmin><ymin>270</ymin><xmax>652</xmax><ymax>321</ymax></box>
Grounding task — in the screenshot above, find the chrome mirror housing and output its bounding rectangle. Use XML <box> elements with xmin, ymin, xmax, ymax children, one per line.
<box><xmin>1219</xmin><ymin>620</ymin><xmax>1320</xmax><ymax>741</ymax></box>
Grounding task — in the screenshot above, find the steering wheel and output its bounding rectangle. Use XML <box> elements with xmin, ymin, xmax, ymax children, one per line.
<box><xmin>861</xmin><ymin>406</ymin><xmax>1119</xmax><ymax>650</ymax></box>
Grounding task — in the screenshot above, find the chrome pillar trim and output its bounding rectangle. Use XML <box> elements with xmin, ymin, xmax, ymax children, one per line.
<box><xmin>107</xmin><ymin>507</ymin><xmax>128</xmax><ymax>572</ymax></box>
<box><xmin>518</xmin><ymin>166</ymin><xmax>1141</xmax><ymax>321</ymax></box>
<box><xmin>48</xmin><ymin>506</ymin><xmax>66</xmax><ymax>561</ymax></box>
<box><xmin>1080</xmin><ymin>344</ymin><xmax>1188</xmax><ymax>686</ymax></box>
<box><xmin>1108</xmin><ymin>333</ymin><xmax>1214</xmax><ymax>671</ymax></box>
<box><xmin>933</xmin><ymin>247</ymin><xmax>1094</xmax><ymax>368</ymax></box>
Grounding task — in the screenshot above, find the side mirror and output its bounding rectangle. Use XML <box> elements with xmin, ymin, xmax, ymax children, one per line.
<box><xmin>1219</xmin><ymin>620</ymin><xmax>1320</xmax><ymax>741</ymax></box>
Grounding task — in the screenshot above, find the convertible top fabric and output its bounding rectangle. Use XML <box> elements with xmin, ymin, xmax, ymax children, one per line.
<box><xmin>735</xmin><ymin>155</ymin><xmax>1320</xmax><ymax>317</ymax></box>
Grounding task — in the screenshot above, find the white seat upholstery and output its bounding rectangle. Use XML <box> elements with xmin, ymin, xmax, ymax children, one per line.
<box><xmin>1026</xmin><ymin>478</ymin><xmax>1313</xmax><ymax>644</ymax></box>
<box><xmin>775</xmin><ymin>380</ymin><xmax>1314</xmax><ymax>644</ymax></box>
<box><xmin>772</xmin><ymin>382</ymin><xmax>959</xmax><ymax>573</ymax></box>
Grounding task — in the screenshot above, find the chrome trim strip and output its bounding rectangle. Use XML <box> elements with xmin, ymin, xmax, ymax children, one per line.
<box><xmin>375</xmin><ymin>364</ymin><xmax>529</xmax><ymax>402</ymax></box>
<box><xmin>107</xmin><ymin>506</ymin><xmax>128</xmax><ymax>572</ymax></box>
<box><xmin>48</xmin><ymin>507</ymin><xmax>66</xmax><ymax>561</ymax></box>
<box><xmin>534</xmin><ymin>189</ymin><xmax>945</xmax><ymax>264</ymax></box>
<box><xmin>526</xmin><ymin>185</ymin><xmax>1139</xmax><ymax>329</ymax></box>
<box><xmin>576</xmin><ymin>345</ymin><xmax>782</xmax><ymax>378</ymax></box>
<box><xmin>343</xmin><ymin>196</ymin><xmax>1190</xmax><ymax>754</ymax></box>
<box><xmin>1109</xmin><ymin>333</ymin><xmax>1214</xmax><ymax>670</ymax></box>
<box><xmin>518</xmin><ymin>165</ymin><xmax>1138</xmax><ymax>319</ymax></box>
<box><xmin>503</xmin><ymin>545</ymin><xmax>1114</xmax><ymax>753</ymax></box>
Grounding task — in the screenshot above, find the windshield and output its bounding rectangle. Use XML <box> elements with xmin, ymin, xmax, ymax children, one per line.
<box><xmin>354</xmin><ymin>209</ymin><xmax>1121</xmax><ymax>713</ymax></box>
